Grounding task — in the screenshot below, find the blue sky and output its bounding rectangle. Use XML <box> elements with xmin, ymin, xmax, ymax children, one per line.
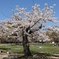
<box><xmin>0</xmin><ymin>0</ymin><xmax>59</xmax><ymax>26</ymax></box>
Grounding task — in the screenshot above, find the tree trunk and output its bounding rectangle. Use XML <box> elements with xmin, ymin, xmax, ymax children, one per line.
<box><xmin>22</xmin><ymin>34</ymin><xmax>32</xmax><ymax>56</ymax></box>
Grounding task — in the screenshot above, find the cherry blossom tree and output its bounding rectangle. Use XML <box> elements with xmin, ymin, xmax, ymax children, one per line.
<box><xmin>45</xmin><ymin>26</ymin><xmax>59</xmax><ymax>33</ymax></box>
<box><xmin>0</xmin><ymin>3</ymin><xmax>58</xmax><ymax>56</ymax></box>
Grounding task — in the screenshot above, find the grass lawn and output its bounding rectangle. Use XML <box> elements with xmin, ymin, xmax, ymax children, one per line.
<box><xmin>30</xmin><ymin>43</ymin><xmax>59</xmax><ymax>54</ymax></box>
<box><xmin>0</xmin><ymin>43</ymin><xmax>59</xmax><ymax>54</ymax></box>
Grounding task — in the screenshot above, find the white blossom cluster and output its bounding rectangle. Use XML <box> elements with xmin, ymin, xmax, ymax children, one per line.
<box><xmin>45</xmin><ymin>26</ymin><xmax>59</xmax><ymax>33</ymax></box>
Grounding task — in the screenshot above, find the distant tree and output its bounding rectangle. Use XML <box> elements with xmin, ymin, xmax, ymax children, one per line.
<box><xmin>46</xmin><ymin>31</ymin><xmax>59</xmax><ymax>45</ymax></box>
<box><xmin>0</xmin><ymin>3</ymin><xmax>58</xmax><ymax>56</ymax></box>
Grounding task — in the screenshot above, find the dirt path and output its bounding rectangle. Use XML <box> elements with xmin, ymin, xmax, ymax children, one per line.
<box><xmin>48</xmin><ymin>56</ymin><xmax>59</xmax><ymax>59</ymax></box>
<box><xmin>0</xmin><ymin>54</ymin><xmax>8</xmax><ymax>59</ymax></box>
<box><xmin>0</xmin><ymin>53</ymin><xmax>59</xmax><ymax>59</ymax></box>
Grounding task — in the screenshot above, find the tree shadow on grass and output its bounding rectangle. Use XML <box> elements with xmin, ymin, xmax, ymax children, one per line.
<box><xmin>17</xmin><ymin>52</ymin><xmax>52</xmax><ymax>59</ymax></box>
<box><xmin>4</xmin><ymin>52</ymin><xmax>52</xmax><ymax>59</ymax></box>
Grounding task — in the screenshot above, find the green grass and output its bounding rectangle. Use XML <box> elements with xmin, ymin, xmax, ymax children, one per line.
<box><xmin>30</xmin><ymin>43</ymin><xmax>59</xmax><ymax>54</ymax></box>
<box><xmin>0</xmin><ymin>43</ymin><xmax>59</xmax><ymax>54</ymax></box>
<box><xmin>0</xmin><ymin>44</ymin><xmax>23</xmax><ymax>53</ymax></box>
